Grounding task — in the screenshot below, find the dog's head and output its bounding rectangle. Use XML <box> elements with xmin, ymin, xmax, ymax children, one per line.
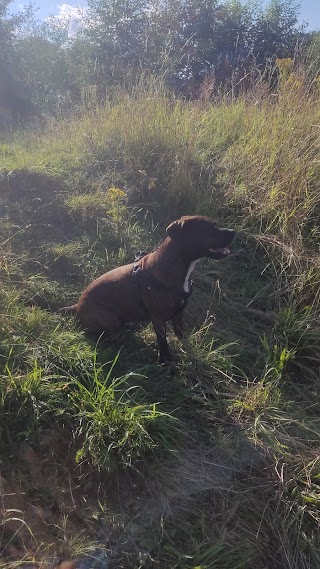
<box><xmin>166</xmin><ymin>215</ymin><xmax>235</xmax><ymax>260</ymax></box>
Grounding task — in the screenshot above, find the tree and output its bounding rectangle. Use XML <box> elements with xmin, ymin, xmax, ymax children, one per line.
<box><xmin>160</xmin><ymin>0</ymin><xmax>256</xmax><ymax>92</ymax></box>
<box><xmin>85</xmin><ymin>0</ymin><xmax>153</xmax><ymax>87</ymax></box>
<box><xmin>251</xmin><ymin>0</ymin><xmax>303</xmax><ymax>65</ymax></box>
<box><xmin>0</xmin><ymin>0</ymin><xmax>34</xmax><ymax>60</ymax></box>
<box><xmin>0</xmin><ymin>0</ymin><xmax>37</xmax><ymax>127</ymax></box>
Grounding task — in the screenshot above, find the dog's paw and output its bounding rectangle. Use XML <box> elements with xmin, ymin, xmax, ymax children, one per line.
<box><xmin>159</xmin><ymin>351</ymin><xmax>172</xmax><ymax>365</ymax></box>
<box><xmin>159</xmin><ymin>357</ymin><xmax>177</xmax><ymax>376</ymax></box>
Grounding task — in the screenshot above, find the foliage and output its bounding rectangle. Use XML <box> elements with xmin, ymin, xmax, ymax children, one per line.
<box><xmin>0</xmin><ymin>0</ymin><xmax>311</xmax><ymax>118</ymax></box>
<box><xmin>83</xmin><ymin>0</ymin><xmax>305</xmax><ymax>96</ymax></box>
<box><xmin>0</xmin><ymin>0</ymin><xmax>34</xmax><ymax>60</ymax></box>
<box><xmin>0</xmin><ymin>1</ymin><xmax>36</xmax><ymax>126</ymax></box>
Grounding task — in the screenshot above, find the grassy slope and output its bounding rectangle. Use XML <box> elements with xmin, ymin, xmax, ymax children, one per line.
<box><xmin>0</xmin><ymin>76</ymin><xmax>319</xmax><ymax>568</ymax></box>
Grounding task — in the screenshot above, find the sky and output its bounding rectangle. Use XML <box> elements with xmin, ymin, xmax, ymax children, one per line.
<box><xmin>9</xmin><ymin>0</ymin><xmax>320</xmax><ymax>31</ymax></box>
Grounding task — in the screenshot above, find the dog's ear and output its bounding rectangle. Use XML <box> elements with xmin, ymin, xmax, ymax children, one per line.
<box><xmin>166</xmin><ymin>218</ymin><xmax>185</xmax><ymax>239</ymax></box>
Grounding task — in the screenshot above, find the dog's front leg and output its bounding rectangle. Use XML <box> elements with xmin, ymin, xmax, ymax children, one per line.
<box><xmin>152</xmin><ymin>318</ymin><xmax>172</xmax><ymax>364</ymax></box>
<box><xmin>172</xmin><ymin>309</ymin><xmax>184</xmax><ymax>339</ymax></box>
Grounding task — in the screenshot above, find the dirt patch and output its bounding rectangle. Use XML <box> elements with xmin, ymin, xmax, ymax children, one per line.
<box><xmin>0</xmin><ymin>441</ymin><xmax>98</xmax><ymax>564</ymax></box>
<box><xmin>1</xmin><ymin>428</ymin><xmax>268</xmax><ymax>568</ymax></box>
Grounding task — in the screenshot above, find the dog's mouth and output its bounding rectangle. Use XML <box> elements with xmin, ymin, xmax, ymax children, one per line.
<box><xmin>207</xmin><ymin>247</ymin><xmax>230</xmax><ymax>259</ymax></box>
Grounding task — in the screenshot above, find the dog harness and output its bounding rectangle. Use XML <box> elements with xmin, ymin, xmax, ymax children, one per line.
<box><xmin>132</xmin><ymin>251</ymin><xmax>192</xmax><ymax>314</ymax></box>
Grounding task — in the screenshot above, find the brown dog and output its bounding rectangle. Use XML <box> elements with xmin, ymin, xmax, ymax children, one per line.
<box><xmin>60</xmin><ymin>216</ymin><xmax>235</xmax><ymax>363</ymax></box>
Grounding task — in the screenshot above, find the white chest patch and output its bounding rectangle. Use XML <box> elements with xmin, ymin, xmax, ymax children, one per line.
<box><xmin>183</xmin><ymin>260</ymin><xmax>199</xmax><ymax>293</ymax></box>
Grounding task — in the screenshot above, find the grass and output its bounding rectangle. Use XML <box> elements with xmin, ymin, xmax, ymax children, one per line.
<box><xmin>0</xmin><ymin>71</ymin><xmax>319</xmax><ymax>567</ymax></box>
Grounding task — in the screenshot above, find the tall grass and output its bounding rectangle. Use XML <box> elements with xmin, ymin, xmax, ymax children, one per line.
<box><xmin>0</xmin><ymin>71</ymin><xmax>319</xmax><ymax>567</ymax></box>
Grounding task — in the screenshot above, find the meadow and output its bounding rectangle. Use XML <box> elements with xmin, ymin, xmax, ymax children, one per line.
<box><xmin>0</xmin><ymin>72</ymin><xmax>319</xmax><ymax>568</ymax></box>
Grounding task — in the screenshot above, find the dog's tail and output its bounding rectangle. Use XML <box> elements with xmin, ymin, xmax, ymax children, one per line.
<box><xmin>57</xmin><ymin>304</ymin><xmax>78</xmax><ymax>315</ymax></box>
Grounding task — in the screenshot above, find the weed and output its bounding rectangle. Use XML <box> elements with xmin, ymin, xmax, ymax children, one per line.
<box><xmin>70</xmin><ymin>353</ymin><xmax>182</xmax><ymax>470</ymax></box>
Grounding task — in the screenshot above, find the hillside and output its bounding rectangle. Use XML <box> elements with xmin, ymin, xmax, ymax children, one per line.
<box><xmin>0</xmin><ymin>78</ymin><xmax>319</xmax><ymax>569</ymax></box>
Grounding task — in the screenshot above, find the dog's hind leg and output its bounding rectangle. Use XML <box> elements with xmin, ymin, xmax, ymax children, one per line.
<box><xmin>172</xmin><ymin>309</ymin><xmax>184</xmax><ymax>340</ymax></box>
<box><xmin>79</xmin><ymin>309</ymin><xmax>123</xmax><ymax>336</ymax></box>
<box><xmin>152</xmin><ymin>318</ymin><xmax>171</xmax><ymax>364</ymax></box>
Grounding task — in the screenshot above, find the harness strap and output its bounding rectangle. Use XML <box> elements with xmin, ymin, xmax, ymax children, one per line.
<box><xmin>132</xmin><ymin>258</ymin><xmax>192</xmax><ymax>303</ymax></box>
